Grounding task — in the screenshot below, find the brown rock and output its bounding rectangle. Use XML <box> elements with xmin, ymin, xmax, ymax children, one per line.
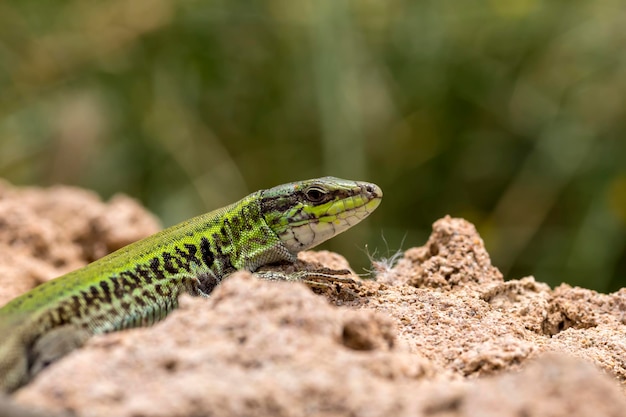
<box><xmin>0</xmin><ymin>180</ymin><xmax>159</xmax><ymax>304</ymax></box>
<box><xmin>15</xmin><ymin>273</ymin><xmax>434</xmax><ymax>417</ymax></box>
<box><xmin>460</xmin><ymin>353</ymin><xmax>626</xmax><ymax>417</ymax></box>
<box><xmin>2</xmin><ymin>182</ymin><xmax>626</xmax><ymax>417</ymax></box>
<box><xmin>386</xmin><ymin>216</ymin><xmax>504</xmax><ymax>291</ymax></box>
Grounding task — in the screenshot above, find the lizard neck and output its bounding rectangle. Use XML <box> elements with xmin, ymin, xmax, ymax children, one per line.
<box><xmin>190</xmin><ymin>193</ymin><xmax>296</xmax><ymax>292</ymax></box>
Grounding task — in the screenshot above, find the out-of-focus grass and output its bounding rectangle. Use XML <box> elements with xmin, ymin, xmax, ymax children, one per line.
<box><xmin>1</xmin><ymin>0</ymin><xmax>625</xmax><ymax>291</ymax></box>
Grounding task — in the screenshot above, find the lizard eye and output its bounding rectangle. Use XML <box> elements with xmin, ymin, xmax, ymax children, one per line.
<box><xmin>304</xmin><ymin>186</ymin><xmax>327</xmax><ymax>203</ymax></box>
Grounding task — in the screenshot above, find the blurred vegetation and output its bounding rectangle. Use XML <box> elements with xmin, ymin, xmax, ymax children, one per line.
<box><xmin>1</xmin><ymin>0</ymin><xmax>625</xmax><ymax>291</ymax></box>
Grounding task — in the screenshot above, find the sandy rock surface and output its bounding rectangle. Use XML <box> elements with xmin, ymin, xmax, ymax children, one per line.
<box><xmin>0</xmin><ymin>180</ymin><xmax>160</xmax><ymax>306</ymax></box>
<box><xmin>2</xmin><ymin>181</ymin><xmax>626</xmax><ymax>417</ymax></box>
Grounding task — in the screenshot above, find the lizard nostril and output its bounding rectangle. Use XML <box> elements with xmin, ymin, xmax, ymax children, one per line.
<box><xmin>363</xmin><ymin>183</ymin><xmax>382</xmax><ymax>199</ymax></box>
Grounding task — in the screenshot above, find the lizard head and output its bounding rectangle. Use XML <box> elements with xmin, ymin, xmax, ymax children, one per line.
<box><xmin>260</xmin><ymin>176</ymin><xmax>382</xmax><ymax>254</ymax></box>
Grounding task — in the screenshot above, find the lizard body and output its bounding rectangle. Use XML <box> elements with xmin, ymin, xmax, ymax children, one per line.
<box><xmin>0</xmin><ymin>177</ymin><xmax>381</xmax><ymax>392</ymax></box>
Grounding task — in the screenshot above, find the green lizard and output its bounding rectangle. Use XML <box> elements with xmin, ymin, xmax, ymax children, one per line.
<box><xmin>0</xmin><ymin>177</ymin><xmax>382</xmax><ymax>393</ymax></box>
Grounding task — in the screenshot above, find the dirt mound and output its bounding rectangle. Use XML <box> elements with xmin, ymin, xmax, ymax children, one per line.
<box><xmin>2</xmin><ymin>182</ymin><xmax>625</xmax><ymax>417</ymax></box>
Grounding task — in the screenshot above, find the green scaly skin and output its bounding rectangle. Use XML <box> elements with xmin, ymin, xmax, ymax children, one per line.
<box><xmin>0</xmin><ymin>177</ymin><xmax>382</xmax><ymax>393</ymax></box>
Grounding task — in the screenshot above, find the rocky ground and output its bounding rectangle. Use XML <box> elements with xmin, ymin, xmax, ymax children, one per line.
<box><xmin>2</xmin><ymin>180</ymin><xmax>626</xmax><ymax>417</ymax></box>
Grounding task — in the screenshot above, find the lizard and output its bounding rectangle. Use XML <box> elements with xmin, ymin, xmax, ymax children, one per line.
<box><xmin>0</xmin><ymin>176</ymin><xmax>382</xmax><ymax>393</ymax></box>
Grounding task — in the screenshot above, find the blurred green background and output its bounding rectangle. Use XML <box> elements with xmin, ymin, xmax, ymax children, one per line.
<box><xmin>1</xmin><ymin>0</ymin><xmax>625</xmax><ymax>291</ymax></box>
